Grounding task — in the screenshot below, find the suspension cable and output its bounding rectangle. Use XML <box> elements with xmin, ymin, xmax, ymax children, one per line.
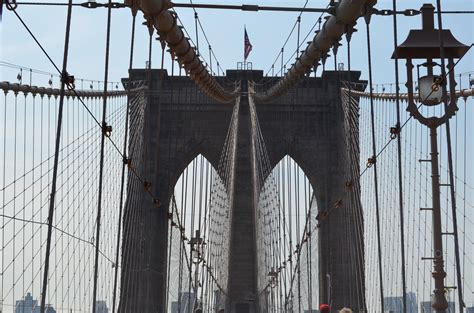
<box><xmin>435</xmin><ymin>0</ymin><xmax>465</xmax><ymax>310</ymax></box>
<box><xmin>111</xmin><ymin>5</ymin><xmax>137</xmax><ymax>312</ymax></box>
<box><xmin>39</xmin><ymin>1</ymin><xmax>74</xmax><ymax>312</ymax></box>
<box><xmin>364</xmin><ymin>14</ymin><xmax>385</xmax><ymax>313</ymax></box>
<box><xmin>91</xmin><ymin>0</ymin><xmax>113</xmax><ymax>311</ymax></box>
<box><xmin>390</xmin><ymin>1</ymin><xmax>408</xmax><ymax>311</ymax></box>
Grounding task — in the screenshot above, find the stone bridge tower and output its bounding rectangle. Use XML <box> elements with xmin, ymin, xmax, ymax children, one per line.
<box><xmin>118</xmin><ymin>69</ymin><xmax>365</xmax><ymax>313</ymax></box>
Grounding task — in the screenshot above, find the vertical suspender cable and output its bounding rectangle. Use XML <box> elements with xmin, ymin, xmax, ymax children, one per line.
<box><xmin>435</xmin><ymin>1</ymin><xmax>465</xmax><ymax>310</ymax></box>
<box><xmin>296</xmin><ymin>16</ymin><xmax>301</xmax><ymax>58</ymax></box>
<box><xmin>346</xmin><ymin>28</ymin><xmax>356</xmax><ymax>306</ymax></box>
<box><xmin>390</xmin><ymin>2</ymin><xmax>408</xmax><ymax>311</ymax></box>
<box><xmin>112</xmin><ymin>7</ymin><xmax>137</xmax><ymax>313</ymax></box>
<box><xmin>280</xmin><ymin>48</ymin><xmax>284</xmax><ymax>77</ymax></box>
<box><xmin>92</xmin><ymin>0</ymin><xmax>113</xmax><ymax>311</ymax></box>
<box><xmin>194</xmin><ymin>12</ymin><xmax>200</xmax><ymax>54</ymax></box>
<box><xmin>363</xmin><ymin>13</ymin><xmax>385</xmax><ymax>313</ymax></box>
<box><xmin>209</xmin><ymin>45</ymin><xmax>213</xmax><ymax>75</ymax></box>
<box><xmin>40</xmin><ymin>1</ymin><xmax>73</xmax><ymax>312</ymax></box>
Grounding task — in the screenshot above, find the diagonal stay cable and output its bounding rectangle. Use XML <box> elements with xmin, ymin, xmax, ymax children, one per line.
<box><xmin>7</xmin><ymin>4</ymin><xmax>166</xmax><ymax>212</ymax></box>
<box><xmin>0</xmin><ymin>213</ymin><xmax>115</xmax><ymax>264</ymax></box>
<box><xmin>7</xmin><ymin>6</ymin><xmax>125</xmax><ymax>155</ymax></box>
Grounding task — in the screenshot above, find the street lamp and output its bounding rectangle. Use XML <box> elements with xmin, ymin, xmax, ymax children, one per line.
<box><xmin>392</xmin><ymin>4</ymin><xmax>468</xmax><ymax>313</ymax></box>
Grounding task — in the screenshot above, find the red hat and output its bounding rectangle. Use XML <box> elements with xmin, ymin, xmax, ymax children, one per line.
<box><xmin>320</xmin><ymin>304</ymin><xmax>331</xmax><ymax>313</ymax></box>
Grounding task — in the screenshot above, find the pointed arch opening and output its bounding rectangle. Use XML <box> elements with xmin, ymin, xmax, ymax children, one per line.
<box><xmin>166</xmin><ymin>154</ymin><xmax>229</xmax><ymax>312</ymax></box>
<box><xmin>256</xmin><ymin>155</ymin><xmax>319</xmax><ymax>312</ymax></box>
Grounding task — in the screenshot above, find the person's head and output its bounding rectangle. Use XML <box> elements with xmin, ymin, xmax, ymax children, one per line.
<box><xmin>319</xmin><ymin>304</ymin><xmax>331</xmax><ymax>313</ymax></box>
<box><xmin>339</xmin><ymin>308</ymin><xmax>353</xmax><ymax>313</ymax></box>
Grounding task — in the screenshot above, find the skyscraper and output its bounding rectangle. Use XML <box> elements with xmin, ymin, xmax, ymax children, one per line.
<box><xmin>95</xmin><ymin>300</ymin><xmax>109</xmax><ymax>313</ymax></box>
<box><xmin>383</xmin><ymin>292</ymin><xmax>418</xmax><ymax>313</ymax></box>
<box><xmin>15</xmin><ymin>293</ymin><xmax>56</xmax><ymax>313</ymax></box>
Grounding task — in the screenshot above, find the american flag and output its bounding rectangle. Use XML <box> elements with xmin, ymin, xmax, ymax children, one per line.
<box><xmin>244</xmin><ymin>27</ymin><xmax>253</xmax><ymax>60</ymax></box>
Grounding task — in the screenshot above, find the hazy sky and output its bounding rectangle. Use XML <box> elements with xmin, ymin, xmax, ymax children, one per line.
<box><xmin>0</xmin><ymin>0</ymin><xmax>473</xmax><ymax>87</ymax></box>
<box><xmin>1</xmin><ymin>0</ymin><xmax>473</xmax><ymax>312</ymax></box>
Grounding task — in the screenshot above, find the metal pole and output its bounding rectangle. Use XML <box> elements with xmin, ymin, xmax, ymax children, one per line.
<box><xmin>429</xmin><ymin>126</ymin><xmax>448</xmax><ymax>313</ymax></box>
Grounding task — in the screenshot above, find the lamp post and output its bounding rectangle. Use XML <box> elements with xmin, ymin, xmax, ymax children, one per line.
<box><xmin>392</xmin><ymin>4</ymin><xmax>469</xmax><ymax>313</ymax></box>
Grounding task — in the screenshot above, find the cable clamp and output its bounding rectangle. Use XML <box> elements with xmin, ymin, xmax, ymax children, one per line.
<box><xmin>102</xmin><ymin>122</ymin><xmax>112</xmax><ymax>137</ymax></box>
<box><xmin>153</xmin><ymin>198</ymin><xmax>161</xmax><ymax>208</ymax></box>
<box><xmin>367</xmin><ymin>155</ymin><xmax>376</xmax><ymax>167</ymax></box>
<box><xmin>61</xmin><ymin>71</ymin><xmax>75</xmax><ymax>90</ymax></box>
<box><xmin>390</xmin><ymin>123</ymin><xmax>400</xmax><ymax>139</ymax></box>
<box><xmin>345</xmin><ymin>180</ymin><xmax>353</xmax><ymax>191</ymax></box>
<box><xmin>81</xmin><ymin>1</ymin><xmax>100</xmax><ymax>8</ymax></box>
<box><xmin>123</xmin><ymin>157</ymin><xmax>132</xmax><ymax>167</ymax></box>
<box><xmin>6</xmin><ymin>0</ymin><xmax>17</xmax><ymax>10</ymax></box>
<box><xmin>378</xmin><ymin>9</ymin><xmax>393</xmax><ymax>16</ymax></box>
<box><xmin>333</xmin><ymin>199</ymin><xmax>342</xmax><ymax>208</ymax></box>
<box><xmin>143</xmin><ymin>181</ymin><xmax>152</xmax><ymax>190</ymax></box>
<box><xmin>431</xmin><ymin>75</ymin><xmax>445</xmax><ymax>92</ymax></box>
<box><xmin>403</xmin><ymin>9</ymin><xmax>420</xmax><ymax>16</ymax></box>
<box><xmin>316</xmin><ymin>211</ymin><xmax>328</xmax><ymax>221</ymax></box>
<box><xmin>105</xmin><ymin>2</ymin><xmax>128</xmax><ymax>9</ymax></box>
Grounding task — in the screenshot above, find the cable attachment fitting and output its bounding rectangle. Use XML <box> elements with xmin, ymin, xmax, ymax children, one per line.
<box><xmin>80</xmin><ymin>1</ymin><xmax>100</xmax><ymax>9</ymax></box>
<box><xmin>153</xmin><ymin>198</ymin><xmax>161</xmax><ymax>208</ymax></box>
<box><xmin>333</xmin><ymin>199</ymin><xmax>342</xmax><ymax>208</ymax></box>
<box><xmin>364</xmin><ymin>3</ymin><xmax>374</xmax><ymax>25</ymax></box>
<box><xmin>431</xmin><ymin>75</ymin><xmax>445</xmax><ymax>92</ymax></box>
<box><xmin>390</xmin><ymin>123</ymin><xmax>400</xmax><ymax>139</ymax></box>
<box><xmin>367</xmin><ymin>155</ymin><xmax>376</xmax><ymax>167</ymax></box>
<box><xmin>143</xmin><ymin>181</ymin><xmax>152</xmax><ymax>191</ymax></box>
<box><xmin>123</xmin><ymin>157</ymin><xmax>132</xmax><ymax>167</ymax></box>
<box><xmin>102</xmin><ymin>122</ymin><xmax>112</xmax><ymax>137</ymax></box>
<box><xmin>345</xmin><ymin>180</ymin><xmax>353</xmax><ymax>191</ymax></box>
<box><xmin>6</xmin><ymin>0</ymin><xmax>18</xmax><ymax>10</ymax></box>
<box><xmin>61</xmin><ymin>71</ymin><xmax>75</xmax><ymax>90</ymax></box>
<box><xmin>316</xmin><ymin>211</ymin><xmax>328</xmax><ymax>222</ymax></box>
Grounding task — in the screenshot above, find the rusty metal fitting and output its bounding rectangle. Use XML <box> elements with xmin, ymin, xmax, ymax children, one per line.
<box><xmin>143</xmin><ymin>181</ymin><xmax>152</xmax><ymax>190</ymax></box>
<box><xmin>333</xmin><ymin>199</ymin><xmax>342</xmax><ymax>208</ymax></box>
<box><xmin>123</xmin><ymin>157</ymin><xmax>132</xmax><ymax>166</ymax></box>
<box><xmin>61</xmin><ymin>71</ymin><xmax>75</xmax><ymax>90</ymax></box>
<box><xmin>345</xmin><ymin>180</ymin><xmax>353</xmax><ymax>190</ymax></box>
<box><xmin>367</xmin><ymin>155</ymin><xmax>376</xmax><ymax>167</ymax></box>
<box><xmin>102</xmin><ymin>122</ymin><xmax>112</xmax><ymax>137</ymax></box>
<box><xmin>390</xmin><ymin>124</ymin><xmax>400</xmax><ymax>139</ymax></box>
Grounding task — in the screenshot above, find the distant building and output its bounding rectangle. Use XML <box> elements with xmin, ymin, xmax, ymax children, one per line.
<box><xmin>171</xmin><ymin>292</ymin><xmax>195</xmax><ymax>313</ymax></box>
<box><xmin>420</xmin><ymin>301</ymin><xmax>455</xmax><ymax>312</ymax></box>
<box><xmin>171</xmin><ymin>301</ymin><xmax>179</xmax><ymax>313</ymax></box>
<box><xmin>466</xmin><ymin>307</ymin><xmax>474</xmax><ymax>313</ymax></box>
<box><xmin>303</xmin><ymin>310</ymin><xmax>319</xmax><ymax>313</ymax></box>
<box><xmin>383</xmin><ymin>292</ymin><xmax>418</xmax><ymax>313</ymax></box>
<box><xmin>15</xmin><ymin>293</ymin><xmax>55</xmax><ymax>313</ymax></box>
<box><xmin>95</xmin><ymin>301</ymin><xmax>109</xmax><ymax>313</ymax></box>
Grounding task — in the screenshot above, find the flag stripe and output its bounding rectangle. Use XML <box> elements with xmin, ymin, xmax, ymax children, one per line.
<box><xmin>244</xmin><ymin>28</ymin><xmax>253</xmax><ymax>60</ymax></box>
